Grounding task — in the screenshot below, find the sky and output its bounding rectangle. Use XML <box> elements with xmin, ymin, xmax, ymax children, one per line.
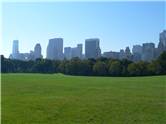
<box><xmin>1</xmin><ymin>0</ymin><xmax>166</xmax><ymax>58</ymax></box>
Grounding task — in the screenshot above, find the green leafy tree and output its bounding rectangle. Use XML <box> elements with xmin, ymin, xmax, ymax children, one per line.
<box><xmin>32</xmin><ymin>59</ymin><xmax>54</xmax><ymax>73</ymax></box>
<box><xmin>121</xmin><ymin>59</ymin><xmax>132</xmax><ymax>76</ymax></box>
<box><xmin>65</xmin><ymin>58</ymin><xmax>92</xmax><ymax>76</ymax></box>
<box><xmin>147</xmin><ymin>60</ymin><xmax>161</xmax><ymax>75</ymax></box>
<box><xmin>127</xmin><ymin>61</ymin><xmax>148</xmax><ymax>76</ymax></box>
<box><xmin>93</xmin><ymin>61</ymin><xmax>107</xmax><ymax>76</ymax></box>
<box><xmin>157</xmin><ymin>51</ymin><xmax>166</xmax><ymax>74</ymax></box>
<box><xmin>1</xmin><ymin>55</ymin><xmax>15</xmax><ymax>73</ymax></box>
<box><xmin>108</xmin><ymin>60</ymin><xmax>122</xmax><ymax>76</ymax></box>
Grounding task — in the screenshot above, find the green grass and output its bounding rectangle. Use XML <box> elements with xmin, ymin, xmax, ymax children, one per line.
<box><xmin>1</xmin><ymin>74</ymin><xmax>166</xmax><ymax>124</ymax></box>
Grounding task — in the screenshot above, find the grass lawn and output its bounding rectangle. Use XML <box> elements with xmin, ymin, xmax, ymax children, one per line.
<box><xmin>1</xmin><ymin>74</ymin><xmax>166</xmax><ymax>124</ymax></box>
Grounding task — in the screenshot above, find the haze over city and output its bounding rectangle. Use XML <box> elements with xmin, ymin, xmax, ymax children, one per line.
<box><xmin>1</xmin><ymin>1</ymin><xmax>166</xmax><ymax>58</ymax></box>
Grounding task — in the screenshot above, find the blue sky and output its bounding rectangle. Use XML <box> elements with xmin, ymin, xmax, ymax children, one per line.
<box><xmin>1</xmin><ymin>0</ymin><xmax>165</xmax><ymax>57</ymax></box>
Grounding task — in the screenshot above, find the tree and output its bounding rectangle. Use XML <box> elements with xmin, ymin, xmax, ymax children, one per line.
<box><xmin>65</xmin><ymin>58</ymin><xmax>92</xmax><ymax>76</ymax></box>
<box><xmin>127</xmin><ymin>61</ymin><xmax>148</xmax><ymax>76</ymax></box>
<box><xmin>93</xmin><ymin>61</ymin><xmax>107</xmax><ymax>76</ymax></box>
<box><xmin>65</xmin><ymin>58</ymin><xmax>81</xmax><ymax>75</ymax></box>
<box><xmin>157</xmin><ymin>51</ymin><xmax>166</xmax><ymax>74</ymax></box>
<box><xmin>147</xmin><ymin>60</ymin><xmax>161</xmax><ymax>75</ymax></box>
<box><xmin>121</xmin><ymin>59</ymin><xmax>132</xmax><ymax>76</ymax></box>
<box><xmin>1</xmin><ymin>56</ymin><xmax>15</xmax><ymax>73</ymax></box>
<box><xmin>32</xmin><ymin>59</ymin><xmax>54</xmax><ymax>73</ymax></box>
<box><xmin>108</xmin><ymin>60</ymin><xmax>122</xmax><ymax>76</ymax></box>
<box><xmin>79</xmin><ymin>60</ymin><xmax>92</xmax><ymax>76</ymax></box>
<box><xmin>1</xmin><ymin>52</ymin><xmax>166</xmax><ymax>76</ymax></box>
<box><xmin>127</xmin><ymin>63</ymin><xmax>138</xmax><ymax>76</ymax></box>
<box><xmin>57</xmin><ymin>60</ymin><xmax>68</xmax><ymax>73</ymax></box>
<box><xmin>52</xmin><ymin>60</ymin><xmax>61</xmax><ymax>73</ymax></box>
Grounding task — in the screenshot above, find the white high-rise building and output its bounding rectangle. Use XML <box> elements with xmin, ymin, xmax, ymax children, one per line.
<box><xmin>46</xmin><ymin>38</ymin><xmax>63</xmax><ymax>60</ymax></box>
<box><xmin>77</xmin><ymin>44</ymin><xmax>83</xmax><ymax>59</ymax></box>
<box><xmin>142</xmin><ymin>43</ymin><xmax>155</xmax><ymax>61</ymax></box>
<box><xmin>64</xmin><ymin>47</ymin><xmax>72</xmax><ymax>60</ymax></box>
<box><xmin>157</xmin><ymin>30</ymin><xmax>166</xmax><ymax>56</ymax></box>
<box><xmin>64</xmin><ymin>44</ymin><xmax>83</xmax><ymax>60</ymax></box>
<box><xmin>12</xmin><ymin>40</ymin><xmax>19</xmax><ymax>59</ymax></box>
<box><xmin>159</xmin><ymin>30</ymin><xmax>166</xmax><ymax>47</ymax></box>
<box><xmin>132</xmin><ymin>45</ymin><xmax>142</xmax><ymax>61</ymax></box>
<box><xmin>85</xmin><ymin>38</ymin><xmax>101</xmax><ymax>59</ymax></box>
<box><xmin>132</xmin><ymin>45</ymin><xmax>142</xmax><ymax>54</ymax></box>
<box><xmin>34</xmin><ymin>43</ymin><xmax>42</xmax><ymax>59</ymax></box>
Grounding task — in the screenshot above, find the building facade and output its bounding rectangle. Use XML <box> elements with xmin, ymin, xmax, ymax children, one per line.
<box><xmin>85</xmin><ymin>38</ymin><xmax>101</xmax><ymax>59</ymax></box>
<box><xmin>34</xmin><ymin>43</ymin><xmax>42</xmax><ymax>59</ymax></box>
<box><xmin>159</xmin><ymin>30</ymin><xmax>166</xmax><ymax>47</ymax></box>
<box><xmin>46</xmin><ymin>38</ymin><xmax>63</xmax><ymax>60</ymax></box>
<box><xmin>103</xmin><ymin>51</ymin><xmax>119</xmax><ymax>59</ymax></box>
<box><xmin>132</xmin><ymin>45</ymin><xmax>142</xmax><ymax>61</ymax></box>
<box><xmin>119</xmin><ymin>49</ymin><xmax>125</xmax><ymax>60</ymax></box>
<box><xmin>64</xmin><ymin>44</ymin><xmax>83</xmax><ymax>59</ymax></box>
<box><xmin>77</xmin><ymin>44</ymin><xmax>83</xmax><ymax>59</ymax></box>
<box><xmin>142</xmin><ymin>43</ymin><xmax>155</xmax><ymax>61</ymax></box>
<box><xmin>125</xmin><ymin>47</ymin><xmax>132</xmax><ymax>60</ymax></box>
<box><xmin>64</xmin><ymin>47</ymin><xmax>72</xmax><ymax>60</ymax></box>
<box><xmin>12</xmin><ymin>40</ymin><xmax>19</xmax><ymax>59</ymax></box>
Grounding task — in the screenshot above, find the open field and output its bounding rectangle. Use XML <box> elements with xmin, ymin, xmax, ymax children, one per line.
<box><xmin>1</xmin><ymin>74</ymin><xmax>166</xmax><ymax>124</ymax></box>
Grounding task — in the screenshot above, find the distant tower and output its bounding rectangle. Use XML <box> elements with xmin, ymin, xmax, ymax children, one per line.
<box><xmin>142</xmin><ymin>43</ymin><xmax>155</xmax><ymax>61</ymax></box>
<box><xmin>132</xmin><ymin>45</ymin><xmax>142</xmax><ymax>54</ymax></box>
<box><xmin>34</xmin><ymin>43</ymin><xmax>42</xmax><ymax>59</ymax></box>
<box><xmin>46</xmin><ymin>38</ymin><xmax>63</xmax><ymax>60</ymax></box>
<box><xmin>125</xmin><ymin>47</ymin><xmax>131</xmax><ymax>55</ymax></box>
<box><xmin>119</xmin><ymin>49</ymin><xmax>125</xmax><ymax>60</ymax></box>
<box><xmin>77</xmin><ymin>44</ymin><xmax>83</xmax><ymax>59</ymax></box>
<box><xmin>125</xmin><ymin>46</ymin><xmax>132</xmax><ymax>60</ymax></box>
<box><xmin>64</xmin><ymin>47</ymin><xmax>72</xmax><ymax>60</ymax></box>
<box><xmin>159</xmin><ymin>30</ymin><xmax>166</xmax><ymax>47</ymax></box>
<box><xmin>157</xmin><ymin>30</ymin><xmax>166</xmax><ymax>56</ymax></box>
<box><xmin>12</xmin><ymin>40</ymin><xmax>19</xmax><ymax>59</ymax></box>
<box><xmin>132</xmin><ymin>45</ymin><xmax>142</xmax><ymax>61</ymax></box>
<box><xmin>85</xmin><ymin>38</ymin><xmax>101</xmax><ymax>59</ymax></box>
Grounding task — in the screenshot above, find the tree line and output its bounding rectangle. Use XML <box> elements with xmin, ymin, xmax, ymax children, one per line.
<box><xmin>1</xmin><ymin>51</ymin><xmax>166</xmax><ymax>76</ymax></box>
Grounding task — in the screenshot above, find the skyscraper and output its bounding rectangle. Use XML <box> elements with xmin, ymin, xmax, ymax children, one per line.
<box><xmin>46</xmin><ymin>38</ymin><xmax>63</xmax><ymax>60</ymax></box>
<box><xmin>64</xmin><ymin>47</ymin><xmax>72</xmax><ymax>60</ymax></box>
<box><xmin>85</xmin><ymin>38</ymin><xmax>101</xmax><ymax>59</ymax></box>
<box><xmin>71</xmin><ymin>47</ymin><xmax>78</xmax><ymax>58</ymax></box>
<box><xmin>34</xmin><ymin>43</ymin><xmax>42</xmax><ymax>59</ymax></box>
<box><xmin>159</xmin><ymin>30</ymin><xmax>166</xmax><ymax>47</ymax></box>
<box><xmin>158</xmin><ymin>40</ymin><xmax>165</xmax><ymax>55</ymax></box>
<box><xmin>119</xmin><ymin>49</ymin><xmax>125</xmax><ymax>60</ymax></box>
<box><xmin>132</xmin><ymin>45</ymin><xmax>142</xmax><ymax>61</ymax></box>
<box><xmin>157</xmin><ymin>30</ymin><xmax>166</xmax><ymax>56</ymax></box>
<box><xmin>77</xmin><ymin>44</ymin><xmax>83</xmax><ymax>59</ymax></box>
<box><xmin>125</xmin><ymin>46</ymin><xmax>132</xmax><ymax>60</ymax></box>
<box><xmin>142</xmin><ymin>43</ymin><xmax>155</xmax><ymax>61</ymax></box>
<box><xmin>132</xmin><ymin>45</ymin><xmax>142</xmax><ymax>54</ymax></box>
<box><xmin>12</xmin><ymin>40</ymin><xmax>19</xmax><ymax>59</ymax></box>
<box><xmin>125</xmin><ymin>47</ymin><xmax>130</xmax><ymax>53</ymax></box>
<box><xmin>64</xmin><ymin>44</ymin><xmax>83</xmax><ymax>59</ymax></box>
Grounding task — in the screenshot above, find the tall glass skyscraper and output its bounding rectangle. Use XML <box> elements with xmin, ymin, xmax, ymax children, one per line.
<box><xmin>142</xmin><ymin>43</ymin><xmax>155</xmax><ymax>61</ymax></box>
<box><xmin>77</xmin><ymin>44</ymin><xmax>83</xmax><ymax>59</ymax></box>
<box><xmin>46</xmin><ymin>38</ymin><xmax>63</xmax><ymax>60</ymax></box>
<box><xmin>34</xmin><ymin>43</ymin><xmax>42</xmax><ymax>59</ymax></box>
<box><xmin>64</xmin><ymin>47</ymin><xmax>72</xmax><ymax>60</ymax></box>
<box><xmin>85</xmin><ymin>38</ymin><xmax>101</xmax><ymax>59</ymax></box>
<box><xmin>159</xmin><ymin>30</ymin><xmax>166</xmax><ymax>47</ymax></box>
<box><xmin>12</xmin><ymin>40</ymin><xmax>19</xmax><ymax>58</ymax></box>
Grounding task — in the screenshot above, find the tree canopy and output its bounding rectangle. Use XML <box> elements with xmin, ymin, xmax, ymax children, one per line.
<box><xmin>1</xmin><ymin>51</ymin><xmax>166</xmax><ymax>76</ymax></box>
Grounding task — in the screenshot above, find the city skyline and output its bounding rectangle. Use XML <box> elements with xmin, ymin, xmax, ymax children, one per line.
<box><xmin>1</xmin><ymin>1</ymin><xmax>165</xmax><ymax>57</ymax></box>
<box><xmin>9</xmin><ymin>29</ymin><xmax>166</xmax><ymax>62</ymax></box>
